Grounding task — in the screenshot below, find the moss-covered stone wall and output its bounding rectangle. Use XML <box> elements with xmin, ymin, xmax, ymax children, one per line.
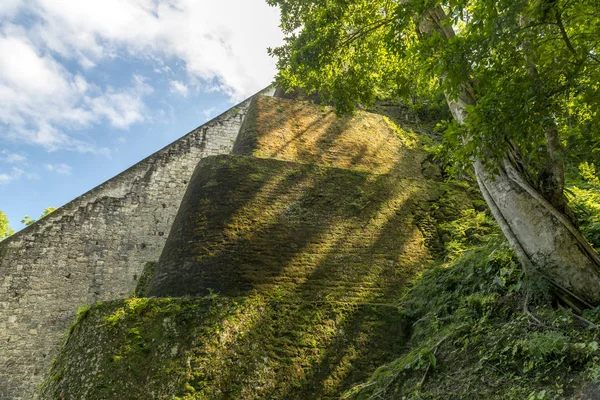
<box><xmin>39</xmin><ymin>94</ymin><xmax>482</xmax><ymax>399</ymax></box>
<box><xmin>233</xmin><ymin>96</ymin><xmax>426</xmax><ymax>176</ymax></box>
<box><xmin>41</xmin><ymin>295</ymin><xmax>408</xmax><ymax>399</ymax></box>
<box><xmin>148</xmin><ymin>154</ymin><xmax>472</xmax><ymax>300</ymax></box>
<box><xmin>150</xmin><ymin>96</ymin><xmax>451</xmax><ymax>299</ymax></box>
<box><xmin>42</xmin><ymin>170</ymin><xmax>479</xmax><ymax>399</ymax></box>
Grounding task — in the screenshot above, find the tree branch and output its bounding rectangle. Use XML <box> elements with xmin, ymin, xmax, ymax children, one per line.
<box><xmin>555</xmin><ymin>9</ymin><xmax>581</xmax><ymax>62</ymax></box>
<box><xmin>341</xmin><ymin>18</ymin><xmax>394</xmax><ymax>47</ymax></box>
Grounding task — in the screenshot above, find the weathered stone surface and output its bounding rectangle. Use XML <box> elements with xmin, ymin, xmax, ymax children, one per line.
<box><xmin>233</xmin><ymin>96</ymin><xmax>426</xmax><ymax>176</ymax></box>
<box><xmin>0</xmin><ymin>87</ymin><xmax>274</xmax><ymax>400</ymax></box>
<box><xmin>39</xmin><ymin>296</ymin><xmax>409</xmax><ymax>400</ymax></box>
<box><xmin>147</xmin><ymin>155</ymin><xmax>441</xmax><ymax>299</ymax></box>
<box><xmin>0</xmin><ymin>90</ymin><xmax>452</xmax><ymax>399</ymax></box>
<box><xmin>149</xmin><ymin>97</ymin><xmax>437</xmax><ymax>299</ymax></box>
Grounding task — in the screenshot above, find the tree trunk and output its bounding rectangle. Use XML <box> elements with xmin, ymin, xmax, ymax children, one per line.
<box><xmin>445</xmin><ymin>71</ymin><xmax>600</xmax><ymax>311</ymax></box>
<box><xmin>475</xmin><ymin>159</ymin><xmax>600</xmax><ymax>310</ymax></box>
<box><xmin>426</xmin><ymin>8</ymin><xmax>600</xmax><ymax>310</ymax></box>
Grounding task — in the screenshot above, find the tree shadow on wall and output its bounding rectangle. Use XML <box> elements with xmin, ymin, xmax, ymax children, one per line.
<box><xmin>251</xmin><ymin>96</ymin><xmax>417</xmax><ymax>175</ymax></box>
<box><xmin>164</xmin><ymin>154</ymin><xmax>447</xmax><ymax>399</ymax></box>
<box><xmin>143</xmin><ymin>96</ymin><xmax>456</xmax><ymax>398</ymax></box>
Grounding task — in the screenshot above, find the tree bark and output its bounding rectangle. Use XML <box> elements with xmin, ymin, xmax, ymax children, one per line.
<box><xmin>425</xmin><ymin>8</ymin><xmax>600</xmax><ymax>309</ymax></box>
<box><xmin>473</xmin><ymin>156</ymin><xmax>600</xmax><ymax>310</ymax></box>
<box><xmin>519</xmin><ymin>13</ymin><xmax>569</xmax><ymax>214</ymax></box>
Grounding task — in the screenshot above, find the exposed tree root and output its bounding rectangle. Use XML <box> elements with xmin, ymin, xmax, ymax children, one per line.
<box><xmin>523</xmin><ymin>291</ymin><xmax>544</xmax><ymax>327</ymax></box>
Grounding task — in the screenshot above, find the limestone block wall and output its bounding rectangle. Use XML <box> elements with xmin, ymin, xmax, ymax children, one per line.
<box><xmin>0</xmin><ymin>87</ymin><xmax>273</xmax><ymax>400</ymax></box>
<box><xmin>233</xmin><ymin>96</ymin><xmax>426</xmax><ymax>176</ymax></box>
<box><xmin>147</xmin><ymin>155</ymin><xmax>441</xmax><ymax>300</ymax></box>
<box><xmin>149</xmin><ymin>97</ymin><xmax>436</xmax><ymax>300</ymax></box>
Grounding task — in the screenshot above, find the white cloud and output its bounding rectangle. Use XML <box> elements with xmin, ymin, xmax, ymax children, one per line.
<box><xmin>21</xmin><ymin>0</ymin><xmax>282</xmax><ymax>101</ymax></box>
<box><xmin>0</xmin><ymin>0</ymin><xmax>282</xmax><ymax>153</ymax></box>
<box><xmin>0</xmin><ymin>173</ymin><xmax>12</xmax><ymax>184</ymax></box>
<box><xmin>0</xmin><ymin>32</ymin><xmax>92</xmax><ymax>130</ymax></box>
<box><xmin>0</xmin><ymin>150</ymin><xmax>26</xmax><ymax>163</ymax></box>
<box><xmin>0</xmin><ymin>0</ymin><xmax>22</xmax><ymax>19</ymax></box>
<box><xmin>0</xmin><ymin>166</ymin><xmax>24</xmax><ymax>184</ymax></box>
<box><xmin>89</xmin><ymin>75</ymin><xmax>152</xmax><ymax>129</ymax></box>
<box><xmin>0</xmin><ymin>33</ymin><xmax>152</xmax><ymax>151</ymax></box>
<box><xmin>200</xmin><ymin>107</ymin><xmax>217</xmax><ymax>121</ymax></box>
<box><xmin>45</xmin><ymin>163</ymin><xmax>72</xmax><ymax>175</ymax></box>
<box><xmin>169</xmin><ymin>80</ymin><xmax>189</xmax><ymax>97</ymax></box>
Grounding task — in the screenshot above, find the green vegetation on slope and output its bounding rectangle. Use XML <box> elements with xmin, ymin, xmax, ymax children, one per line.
<box><xmin>345</xmin><ymin>166</ymin><xmax>600</xmax><ymax>400</ymax></box>
<box><xmin>346</xmin><ymin>239</ymin><xmax>600</xmax><ymax>399</ymax></box>
<box><xmin>567</xmin><ymin>162</ymin><xmax>600</xmax><ymax>250</ymax></box>
<box><xmin>41</xmin><ymin>293</ymin><xmax>409</xmax><ymax>399</ymax></box>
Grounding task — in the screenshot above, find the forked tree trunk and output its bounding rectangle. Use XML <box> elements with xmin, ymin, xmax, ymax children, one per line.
<box><xmin>419</xmin><ymin>6</ymin><xmax>600</xmax><ymax>310</ymax></box>
<box><xmin>447</xmin><ymin>89</ymin><xmax>600</xmax><ymax>310</ymax></box>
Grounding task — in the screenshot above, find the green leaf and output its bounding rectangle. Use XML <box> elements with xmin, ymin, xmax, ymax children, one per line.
<box><xmin>428</xmin><ymin>351</ymin><xmax>437</xmax><ymax>368</ymax></box>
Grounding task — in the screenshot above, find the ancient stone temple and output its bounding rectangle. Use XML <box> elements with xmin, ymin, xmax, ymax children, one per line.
<box><xmin>0</xmin><ymin>87</ymin><xmax>477</xmax><ymax>399</ymax></box>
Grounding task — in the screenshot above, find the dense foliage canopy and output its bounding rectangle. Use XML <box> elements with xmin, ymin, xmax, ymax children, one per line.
<box><xmin>267</xmin><ymin>0</ymin><xmax>600</xmax><ymax>179</ymax></box>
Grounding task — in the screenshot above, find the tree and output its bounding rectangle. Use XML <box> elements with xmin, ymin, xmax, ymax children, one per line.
<box><xmin>0</xmin><ymin>210</ymin><xmax>14</xmax><ymax>240</ymax></box>
<box><xmin>40</xmin><ymin>207</ymin><xmax>57</xmax><ymax>218</ymax></box>
<box><xmin>21</xmin><ymin>207</ymin><xmax>57</xmax><ymax>227</ymax></box>
<box><xmin>21</xmin><ymin>215</ymin><xmax>35</xmax><ymax>226</ymax></box>
<box><xmin>266</xmin><ymin>0</ymin><xmax>600</xmax><ymax>309</ymax></box>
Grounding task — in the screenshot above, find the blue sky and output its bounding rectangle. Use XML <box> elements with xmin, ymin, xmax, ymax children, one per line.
<box><xmin>0</xmin><ymin>0</ymin><xmax>283</xmax><ymax>231</ymax></box>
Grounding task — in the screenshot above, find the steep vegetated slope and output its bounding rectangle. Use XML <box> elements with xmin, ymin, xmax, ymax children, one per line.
<box><xmin>345</xmin><ymin>171</ymin><xmax>600</xmax><ymax>399</ymax></box>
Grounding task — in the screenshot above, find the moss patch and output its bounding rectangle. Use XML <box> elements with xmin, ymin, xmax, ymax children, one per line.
<box><xmin>41</xmin><ymin>293</ymin><xmax>408</xmax><ymax>399</ymax></box>
<box><xmin>234</xmin><ymin>96</ymin><xmax>429</xmax><ymax>177</ymax></box>
<box><xmin>133</xmin><ymin>262</ymin><xmax>158</xmax><ymax>297</ymax></box>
